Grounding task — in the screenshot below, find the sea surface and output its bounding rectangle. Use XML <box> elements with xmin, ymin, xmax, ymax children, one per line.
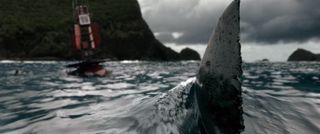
<box><xmin>0</xmin><ymin>61</ymin><xmax>319</xmax><ymax>134</ymax></box>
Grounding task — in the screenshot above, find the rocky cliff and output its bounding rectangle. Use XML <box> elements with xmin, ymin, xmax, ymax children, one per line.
<box><xmin>288</xmin><ymin>48</ymin><xmax>320</xmax><ymax>61</ymax></box>
<box><xmin>0</xmin><ymin>0</ymin><xmax>185</xmax><ymax>61</ymax></box>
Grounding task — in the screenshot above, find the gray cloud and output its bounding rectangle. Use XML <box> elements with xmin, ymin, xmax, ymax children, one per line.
<box><xmin>138</xmin><ymin>0</ymin><xmax>320</xmax><ymax>44</ymax></box>
<box><xmin>242</xmin><ymin>0</ymin><xmax>320</xmax><ymax>43</ymax></box>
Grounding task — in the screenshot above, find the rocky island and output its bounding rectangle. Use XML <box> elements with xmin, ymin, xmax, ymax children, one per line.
<box><xmin>288</xmin><ymin>48</ymin><xmax>320</xmax><ymax>61</ymax></box>
<box><xmin>179</xmin><ymin>48</ymin><xmax>201</xmax><ymax>60</ymax></box>
<box><xmin>0</xmin><ymin>0</ymin><xmax>199</xmax><ymax>61</ymax></box>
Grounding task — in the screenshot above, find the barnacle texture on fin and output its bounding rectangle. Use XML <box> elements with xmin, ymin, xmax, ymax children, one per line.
<box><xmin>198</xmin><ymin>0</ymin><xmax>242</xmax><ymax>83</ymax></box>
<box><xmin>195</xmin><ymin>0</ymin><xmax>244</xmax><ymax>133</ymax></box>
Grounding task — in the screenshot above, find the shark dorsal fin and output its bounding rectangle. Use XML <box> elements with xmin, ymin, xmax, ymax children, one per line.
<box><xmin>198</xmin><ymin>0</ymin><xmax>242</xmax><ymax>82</ymax></box>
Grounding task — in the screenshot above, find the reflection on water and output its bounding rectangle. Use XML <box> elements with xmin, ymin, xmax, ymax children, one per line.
<box><xmin>0</xmin><ymin>61</ymin><xmax>319</xmax><ymax>133</ymax></box>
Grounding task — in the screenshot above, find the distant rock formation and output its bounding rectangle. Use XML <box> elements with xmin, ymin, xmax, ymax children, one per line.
<box><xmin>0</xmin><ymin>0</ymin><xmax>181</xmax><ymax>61</ymax></box>
<box><xmin>256</xmin><ymin>58</ymin><xmax>270</xmax><ymax>63</ymax></box>
<box><xmin>288</xmin><ymin>48</ymin><xmax>320</xmax><ymax>61</ymax></box>
<box><xmin>179</xmin><ymin>48</ymin><xmax>201</xmax><ymax>60</ymax></box>
<box><xmin>262</xmin><ymin>58</ymin><xmax>270</xmax><ymax>62</ymax></box>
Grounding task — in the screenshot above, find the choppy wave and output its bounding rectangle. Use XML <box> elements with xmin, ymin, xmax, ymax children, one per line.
<box><xmin>0</xmin><ymin>60</ymin><xmax>59</xmax><ymax>64</ymax></box>
<box><xmin>0</xmin><ymin>62</ymin><xmax>319</xmax><ymax>134</ymax></box>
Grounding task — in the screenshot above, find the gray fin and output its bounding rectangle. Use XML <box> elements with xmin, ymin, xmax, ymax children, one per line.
<box><xmin>198</xmin><ymin>0</ymin><xmax>242</xmax><ymax>83</ymax></box>
<box><xmin>195</xmin><ymin>0</ymin><xmax>244</xmax><ymax>133</ymax></box>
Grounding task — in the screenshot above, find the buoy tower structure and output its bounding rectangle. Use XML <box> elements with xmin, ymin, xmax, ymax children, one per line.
<box><xmin>68</xmin><ymin>0</ymin><xmax>108</xmax><ymax>76</ymax></box>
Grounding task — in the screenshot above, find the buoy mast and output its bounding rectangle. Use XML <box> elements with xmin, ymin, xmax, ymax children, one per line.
<box><xmin>72</xmin><ymin>0</ymin><xmax>100</xmax><ymax>60</ymax></box>
<box><xmin>68</xmin><ymin>0</ymin><xmax>107</xmax><ymax>77</ymax></box>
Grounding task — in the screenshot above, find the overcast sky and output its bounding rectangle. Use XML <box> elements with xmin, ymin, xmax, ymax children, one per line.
<box><xmin>137</xmin><ymin>0</ymin><xmax>320</xmax><ymax>62</ymax></box>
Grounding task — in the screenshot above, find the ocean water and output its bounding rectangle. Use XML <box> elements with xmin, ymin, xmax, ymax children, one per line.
<box><xmin>0</xmin><ymin>61</ymin><xmax>319</xmax><ymax>134</ymax></box>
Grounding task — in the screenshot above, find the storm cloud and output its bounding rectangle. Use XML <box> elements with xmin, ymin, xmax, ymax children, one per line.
<box><xmin>138</xmin><ymin>0</ymin><xmax>320</xmax><ymax>44</ymax></box>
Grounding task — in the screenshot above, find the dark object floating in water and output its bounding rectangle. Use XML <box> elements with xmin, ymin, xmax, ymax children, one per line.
<box><xmin>66</xmin><ymin>60</ymin><xmax>106</xmax><ymax>68</ymax></box>
<box><xmin>67</xmin><ymin>60</ymin><xmax>109</xmax><ymax>77</ymax></box>
<box><xmin>67</xmin><ymin>0</ymin><xmax>108</xmax><ymax>76</ymax></box>
<box><xmin>288</xmin><ymin>48</ymin><xmax>320</xmax><ymax>61</ymax></box>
